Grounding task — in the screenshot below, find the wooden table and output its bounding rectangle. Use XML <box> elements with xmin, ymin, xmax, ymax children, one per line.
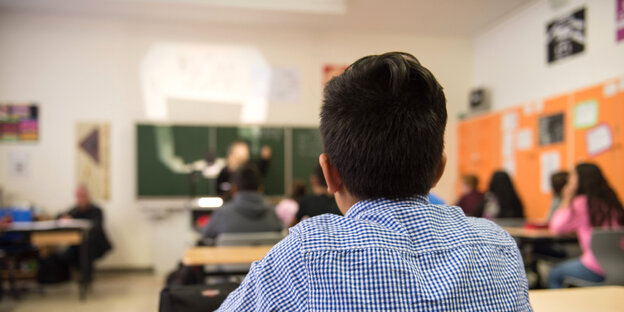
<box><xmin>183</xmin><ymin>246</ymin><xmax>273</xmax><ymax>266</ymax></box>
<box><xmin>3</xmin><ymin>220</ymin><xmax>92</xmax><ymax>300</ymax></box>
<box><xmin>530</xmin><ymin>286</ymin><xmax>624</xmax><ymax>312</ymax></box>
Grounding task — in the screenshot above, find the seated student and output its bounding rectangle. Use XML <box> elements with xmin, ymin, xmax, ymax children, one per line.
<box><xmin>216</xmin><ymin>141</ymin><xmax>271</xmax><ymax>201</ymax></box>
<box><xmin>547</xmin><ymin>171</ymin><xmax>568</xmax><ymax>221</ymax></box>
<box><xmin>473</xmin><ymin>170</ymin><xmax>524</xmax><ymax>219</ymax></box>
<box><xmin>58</xmin><ymin>186</ymin><xmax>112</xmax><ymax>283</ymax></box>
<box><xmin>202</xmin><ymin>163</ymin><xmax>282</xmax><ymax>239</ymax></box>
<box><xmin>274</xmin><ymin>180</ymin><xmax>307</xmax><ymax>228</ymax></box>
<box><xmin>216</xmin><ymin>52</ymin><xmax>531</xmax><ymax>311</ymax></box>
<box><xmin>548</xmin><ymin>163</ymin><xmax>624</xmax><ymax>288</ymax></box>
<box><xmin>456</xmin><ymin>174</ymin><xmax>484</xmax><ymax>215</ymax></box>
<box><xmin>292</xmin><ymin>165</ymin><xmax>341</xmax><ymax>225</ymax></box>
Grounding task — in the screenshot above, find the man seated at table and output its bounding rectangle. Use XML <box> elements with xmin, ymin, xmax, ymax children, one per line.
<box><xmin>202</xmin><ymin>163</ymin><xmax>282</xmax><ymax>240</ymax></box>
<box><xmin>58</xmin><ymin>185</ymin><xmax>112</xmax><ymax>283</ymax></box>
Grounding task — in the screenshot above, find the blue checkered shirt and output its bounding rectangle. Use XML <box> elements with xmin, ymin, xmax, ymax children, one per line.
<box><xmin>217</xmin><ymin>196</ymin><xmax>532</xmax><ymax>311</ymax></box>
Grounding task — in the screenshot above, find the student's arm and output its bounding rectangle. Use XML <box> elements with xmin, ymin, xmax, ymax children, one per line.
<box><xmin>216</xmin><ymin>230</ymin><xmax>308</xmax><ymax>311</ymax></box>
<box><xmin>549</xmin><ymin>196</ymin><xmax>586</xmax><ymax>234</ymax></box>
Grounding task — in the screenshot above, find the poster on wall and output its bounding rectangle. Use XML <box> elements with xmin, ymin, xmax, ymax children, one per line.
<box><xmin>617</xmin><ymin>0</ymin><xmax>624</xmax><ymax>42</ymax></box>
<box><xmin>76</xmin><ymin>123</ymin><xmax>110</xmax><ymax>201</ymax></box>
<box><xmin>538</xmin><ymin>113</ymin><xmax>565</xmax><ymax>145</ymax></box>
<box><xmin>0</xmin><ymin>103</ymin><xmax>39</xmax><ymax>142</ymax></box>
<box><xmin>546</xmin><ymin>7</ymin><xmax>586</xmax><ymax>64</ymax></box>
<box><xmin>322</xmin><ymin>64</ymin><xmax>348</xmax><ymax>87</ymax></box>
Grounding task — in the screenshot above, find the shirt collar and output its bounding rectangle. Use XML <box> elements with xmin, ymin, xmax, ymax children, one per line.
<box><xmin>345</xmin><ymin>195</ymin><xmax>430</xmax><ymax>219</ymax></box>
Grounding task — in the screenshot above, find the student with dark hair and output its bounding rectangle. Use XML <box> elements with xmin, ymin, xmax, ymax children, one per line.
<box><xmin>548</xmin><ymin>163</ymin><xmax>624</xmax><ymax>288</ymax></box>
<box><xmin>216</xmin><ymin>52</ymin><xmax>530</xmax><ymax>311</ymax></box>
<box><xmin>292</xmin><ymin>165</ymin><xmax>341</xmax><ymax>226</ymax></box>
<box><xmin>202</xmin><ymin>163</ymin><xmax>281</xmax><ymax>239</ymax></box>
<box><xmin>547</xmin><ymin>171</ymin><xmax>568</xmax><ymax>220</ymax></box>
<box><xmin>474</xmin><ymin>171</ymin><xmax>524</xmax><ymax>218</ymax></box>
<box><xmin>456</xmin><ymin>174</ymin><xmax>484</xmax><ymax>215</ymax></box>
<box><xmin>274</xmin><ymin>180</ymin><xmax>307</xmax><ymax>227</ymax></box>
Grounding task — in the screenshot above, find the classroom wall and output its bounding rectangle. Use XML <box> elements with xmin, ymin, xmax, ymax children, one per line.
<box><xmin>0</xmin><ymin>11</ymin><xmax>472</xmax><ymax>269</ymax></box>
<box><xmin>473</xmin><ymin>0</ymin><xmax>624</xmax><ymax>110</ymax></box>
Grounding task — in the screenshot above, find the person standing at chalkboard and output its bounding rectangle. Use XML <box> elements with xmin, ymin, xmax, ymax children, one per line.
<box><xmin>216</xmin><ymin>141</ymin><xmax>271</xmax><ymax>201</ymax></box>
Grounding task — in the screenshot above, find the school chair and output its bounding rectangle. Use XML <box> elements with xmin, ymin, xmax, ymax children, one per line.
<box><xmin>563</xmin><ymin>229</ymin><xmax>624</xmax><ymax>287</ymax></box>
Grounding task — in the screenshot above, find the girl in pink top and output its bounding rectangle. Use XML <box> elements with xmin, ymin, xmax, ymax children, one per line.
<box><xmin>548</xmin><ymin>163</ymin><xmax>624</xmax><ymax>288</ymax></box>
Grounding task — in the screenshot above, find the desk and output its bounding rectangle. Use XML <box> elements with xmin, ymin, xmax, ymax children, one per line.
<box><xmin>4</xmin><ymin>220</ymin><xmax>92</xmax><ymax>300</ymax></box>
<box><xmin>530</xmin><ymin>286</ymin><xmax>624</xmax><ymax>312</ymax></box>
<box><xmin>183</xmin><ymin>246</ymin><xmax>273</xmax><ymax>266</ymax></box>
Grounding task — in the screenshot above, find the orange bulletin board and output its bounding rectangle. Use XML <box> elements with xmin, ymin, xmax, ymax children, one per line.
<box><xmin>458</xmin><ymin>79</ymin><xmax>624</xmax><ymax>220</ymax></box>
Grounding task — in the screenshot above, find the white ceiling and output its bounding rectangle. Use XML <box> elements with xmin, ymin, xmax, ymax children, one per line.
<box><xmin>0</xmin><ymin>0</ymin><xmax>534</xmax><ymax>36</ymax></box>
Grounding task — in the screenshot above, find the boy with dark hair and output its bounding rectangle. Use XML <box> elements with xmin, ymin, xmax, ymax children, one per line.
<box><xmin>456</xmin><ymin>174</ymin><xmax>485</xmax><ymax>215</ymax></box>
<box><xmin>202</xmin><ymin>163</ymin><xmax>281</xmax><ymax>239</ymax></box>
<box><xmin>547</xmin><ymin>171</ymin><xmax>569</xmax><ymax>220</ymax></box>
<box><xmin>217</xmin><ymin>52</ymin><xmax>531</xmax><ymax>311</ymax></box>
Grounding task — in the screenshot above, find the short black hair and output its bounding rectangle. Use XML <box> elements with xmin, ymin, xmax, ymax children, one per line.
<box><xmin>550</xmin><ymin>171</ymin><xmax>569</xmax><ymax>196</ymax></box>
<box><xmin>320</xmin><ymin>52</ymin><xmax>447</xmax><ymax>199</ymax></box>
<box><xmin>462</xmin><ymin>175</ymin><xmax>479</xmax><ymax>190</ymax></box>
<box><xmin>314</xmin><ymin>164</ymin><xmax>327</xmax><ymax>188</ymax></box>
<box><xmin>233</xmin><ymin>163</ymin><xmax>261</xmax><ymax>191</ymax></box>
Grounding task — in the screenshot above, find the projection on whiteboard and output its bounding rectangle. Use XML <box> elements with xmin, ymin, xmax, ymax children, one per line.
<box><xmin>140</xmin><ymin>43</ymin><xmax>271</xmax><ymax>123</ymax></box>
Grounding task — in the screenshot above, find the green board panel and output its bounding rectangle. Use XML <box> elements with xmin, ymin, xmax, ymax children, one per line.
<box><xmin>215</xmin><ymin>127</ymin><xmax>285</xmax><ymax>195</ymax></box>
<box><xmin>137</xmin><ymin>125</ymin><xmax>214</xmax><ymax>197</ymax></box>
<box><xmin>137</xmin><ymin>124</ymin><xmax>288</xmax><ymax>197</ymax></box>
<box><xmin>291</xmin><ymin>128</ymin><xmax>324</xmax><ymax>192</ymax></box>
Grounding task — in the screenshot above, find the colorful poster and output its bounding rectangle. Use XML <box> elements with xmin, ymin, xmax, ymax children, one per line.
<box><xmin>76</xmin><ymin>123</ymin><xmax>110</xmax><ymax>201</ymax></box>
<box><xmin>618</xmin><ymin>0</ymin><xmax>624</xmax><ymax>42</ymax></box>
<box><xmin>546</xmin><ymin>7</ymin><xmax>586</xmax><ymax>64</ymax></box>
<box><xmin>0</xmin><ymin>103</ymin><xmax>39</xmax><ymax>142</ymax></box>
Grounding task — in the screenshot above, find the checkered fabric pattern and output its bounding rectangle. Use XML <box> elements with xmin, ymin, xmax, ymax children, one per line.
<box><xmin>217</xmin><ymin>196</ymin><xmax>532</xmax><ymax>311</ymax></box>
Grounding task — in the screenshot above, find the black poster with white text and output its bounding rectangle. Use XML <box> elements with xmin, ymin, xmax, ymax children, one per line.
<box><xmin>547</xmin><ymin>8</ymin><xmax>585</xmax><ymax>64</ymax></box>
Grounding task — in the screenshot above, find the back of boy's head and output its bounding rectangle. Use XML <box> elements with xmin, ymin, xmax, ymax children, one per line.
<box><xmin>550</xmin><ymin>171</ymin><xmax>569</xmax><ymax>197</ymax></box>
<box><xmin>233</xmin><ymin>163</ymin><xmax>261</xmax><ymax>192</ymax></box>
<box><xmin>462</xmin><ymin>175</ymin><xmax>479</xmax><ymax>190</ymax></box>
<box><xmin>320</xmin><ymin>52</ymin><xmax>447</xmax><ymax>199</ymax></box>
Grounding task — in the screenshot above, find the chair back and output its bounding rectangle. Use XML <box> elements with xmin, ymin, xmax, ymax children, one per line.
<box><xmin>215</xmin><ymin>232</ymin><xmax>284</xmax><ymax>247</ymax></box>
<box><xmin>591</xmin><ymin>229</ymin><xmax>624</xmax><ymax>285</ymax></box>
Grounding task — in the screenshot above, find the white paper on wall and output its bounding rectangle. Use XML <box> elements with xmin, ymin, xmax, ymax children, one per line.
<box><xmin>269</xmin><ymin>67</ymin><xmax>301</xmax><ymax>104</ymax></box>
<box><xmin>503</xmin><ymin>159</ymin><xmax>516</xmax><ymax>177</ymax></box>
<box><xmin>502</xmin><ymin>112</ymin><xmax>518</xmax><ymax>131</ymax></box>
<box><xmin>9</xmin><ymin>151</ymin><xmax>30</xmax><ymax>178</ymax></box>
<box><xmin>502</xmin><ymin>133</ymin><xmax>515</xmax><ymax>156</ymax></box>
<box><xmin>540</xmin><ymin>151</ymin><xmax>561</xmax><ymax>194</ymax></box>
<box><xmin>603</xmin><ymin>82</ymin><xmax>617</xmax><ymax>97</ymax></box>
<box><xmin>586</xmin><ymin>124</ymin><xmax>613</xmax><ymax>156</ymax></box>
<box><xmin>516</xmin><ymin>128</ymin><xmax>533</xmax><ymax>150</ymax></box>
<box><xmin>574</xmin><ymin>100</ymin><xmax>598</xmax><ymax>129</ymax></box>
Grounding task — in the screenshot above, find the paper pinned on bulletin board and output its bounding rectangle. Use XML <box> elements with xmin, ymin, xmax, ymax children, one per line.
<box><xmin>540</xmin><ymin>151</ymin><xmax>561</xmax><ymax>194</ymax></box>
<box><xmin>501</xmin><ymin>112</ymin><xmax>518</xmax><ymax>131</ymax></box>
<box><xmin>586</xmin><ymin>124</ymin><xmax>613</xmax><ymax>156</ymax></box>
<box><xmin>617</xmin><ymin>0</ymin><xmax>624</xmax><ymax>42</ymax></box>
<box><xmin>574</xmin><ymin>100</ymin><xmax>598</xmax><ymax>129</ymax></box>
<box><xmin>502</xmin><ymin>133</ymin><xmax>514</xmax><ymax>156</ymax></box>
<box><xmin>503</xmin><ymin>159</ymin><xmax>516</xmax><ymax>177</ymax></box>
<box><xmin>516</xmin><ymin>128</ymin><xmax>533</xmax><ymax>150</ymax></box>
<box><xmin>603</xmin><ymin>82</ymin><xmax>618</xmax><ymax>97</ymax></box>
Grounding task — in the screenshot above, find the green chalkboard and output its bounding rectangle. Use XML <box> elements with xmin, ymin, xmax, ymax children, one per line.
<box><xmin>291</xmin><ymin>128</ymin><xmax>324</xmax><ymax>192</ymax></box>
<box><xmin>137</xmin><ymin>124</ymin><xmax>317</xmax><ymax>197</ymax></box>
<box><xmin>136</xmin><ymin>125</ymin><xmax>214</xmax><ymax>197</ymax></box>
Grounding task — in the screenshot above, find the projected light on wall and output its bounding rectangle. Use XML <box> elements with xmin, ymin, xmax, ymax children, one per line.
<box><xmin>140</xmin><ymin>43</ymin><xmax>271</xmax><ymax>123</ymax></box>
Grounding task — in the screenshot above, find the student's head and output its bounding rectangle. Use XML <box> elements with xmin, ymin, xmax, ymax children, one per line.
<box><xmin>573</xmin><ymin>163</ymin><xmax>624</xmax><ymax>226</ymax></box>
<box><xmin>460</xmin><ymin>175</ymin><xmax>479</xmax><ymax>195</ymax></box>
<box><xmin>227</xmin><ymin>141</ymin><xmax>250</xmax><ymax>171</ymax></box>
<box><xmin>319</xmin><ymin>52</ymin><xmax>447</xmax><ymax>209</ymax></box>
<box><xmin>75</xmin><ymin>185</ymin><xmax>90</xmax><ymax>208</ymax></box>
<box><xmin>232</xmin><ymin>163</ymin><xmax>261</xmax><ymax>193</ymax></box>
<box><xmin>288</xmin><ymin>180</ymin><xmax>308</xmax><ymax>202</ymax></box>
<box><xmin>488</xmin><ymin>171</ymin><xmax>524</xmax><ymax>218</ymax></box>
<box><xmin>310</xmin><ymin>164</ymin><xmax>328</xmax><ymax>195</ymax></box>
<box><xmin>550</xmin><ymin>171</ymin><xmax>569</xmax><ymax>197</ymax></box>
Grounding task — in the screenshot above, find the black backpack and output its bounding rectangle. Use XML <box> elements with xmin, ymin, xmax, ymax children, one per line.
<box><xmin>159</xmin><ymin>282</ymin><xmax>240</xmax><ymax>312</ymax></box>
